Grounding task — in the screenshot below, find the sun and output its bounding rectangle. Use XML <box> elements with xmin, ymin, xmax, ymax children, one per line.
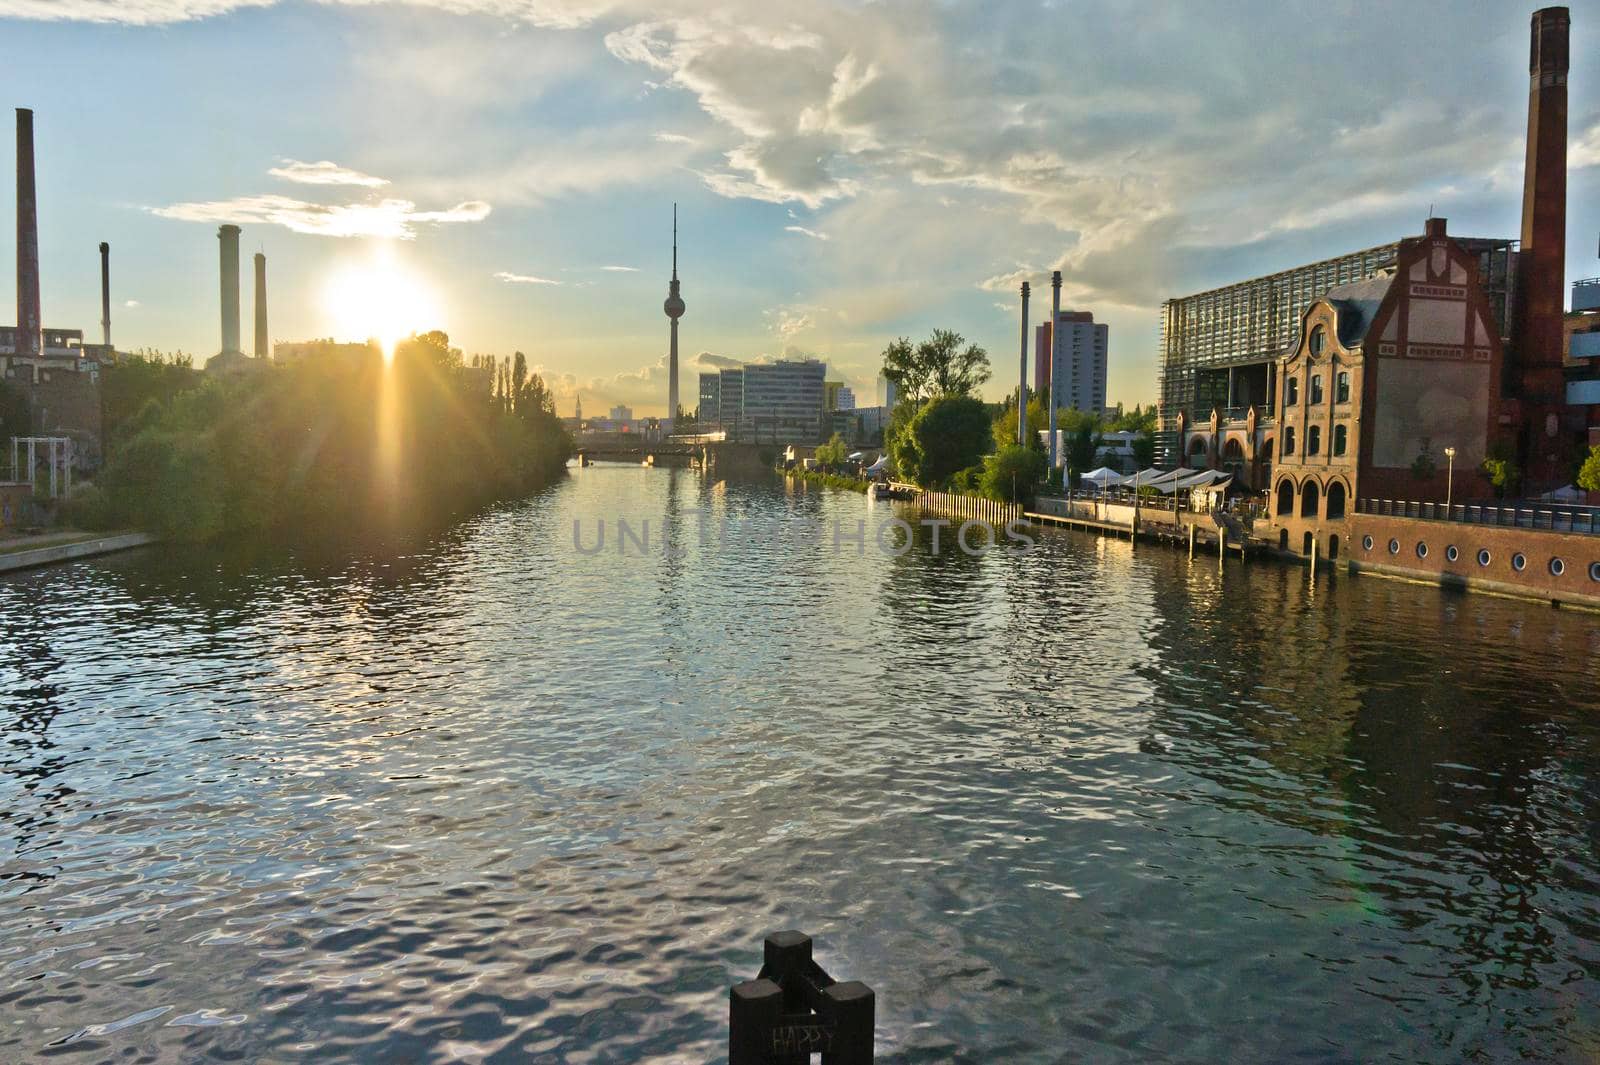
<box><xmin>322</xmin><ymin>246</ymin><xmax>442</xmax><ymax>359</ymax></box>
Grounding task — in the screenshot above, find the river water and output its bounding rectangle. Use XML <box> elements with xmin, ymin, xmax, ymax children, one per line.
<box><xmin>3</xmin><ymin>465</ymin><xmax>1599</xmax><ymax>1063</ymax></box>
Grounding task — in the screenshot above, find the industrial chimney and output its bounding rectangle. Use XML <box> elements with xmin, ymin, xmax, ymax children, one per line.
<box><xmin>100</xmin><ymin>242</ymin><xmax>111</xmax><ymax>347</ymax></box>
<box><xmin>218</xmin><ymin>225</ymin><xmax>242</xmax><ymax>356</ymax></box>
<box><xmin>1514</xmin><ymin>6</ymin><xmax>1570</xmax><ymax>401</ymax></box>
<box><xmin>253</xmin><ymin>252</ymin><xmax>267</xmax><ymax>359</ymax></box>
<box><xmin>16</xmin><ymin>108</ymin><xmax>42</xmax><ymax>359</ymax></box>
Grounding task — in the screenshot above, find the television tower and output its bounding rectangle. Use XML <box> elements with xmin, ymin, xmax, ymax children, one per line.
<box><xmin>663</xmin><ymin>204</ymin><xmax>686</xmax><ymax>428</ymax></box>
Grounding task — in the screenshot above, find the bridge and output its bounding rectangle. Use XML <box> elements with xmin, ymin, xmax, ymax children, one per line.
<box><xmin>573</xmin><ymin>431</ymin><xmax>775</xmax><ymax>476</ymax></box>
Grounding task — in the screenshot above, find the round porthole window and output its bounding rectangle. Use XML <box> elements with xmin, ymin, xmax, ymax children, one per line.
<box><xmin>1590</xmin><ymin>561</ymin><xmax>1600</xmax><ymax>582</ymax></box>
<box><xmin>1416</xmin><ymin>542</ymin><xmax>1428</xmax><ymax>559</ymax></box>
<box><xmin>1512</xmin><ymin>552</ymin><xmax>1527</xmax><ymax>572</ymax></box>
<box><xmin>1478</xmin><ymin>549</ymin><xmax>1492</xmax><ymax>567</ymax></box>
<box><xmin>1388</xmin><ymin>538</ymin><xmax>1401</xmax><ymax>555</ymax></box>
<box><xmin>1362</xmin><ymin>535</ymin><xmax>1374</xmax><ymax>551</ymax></box>
<box><xmin>1445</xmin><ymin>545</ymin><xmax>1459</xmax><ymax>562</ymax></box>
<box><xmin>1549</xmin><ymin>557</ymin><xmax>1565</xmax><ymax>577</ymax></box>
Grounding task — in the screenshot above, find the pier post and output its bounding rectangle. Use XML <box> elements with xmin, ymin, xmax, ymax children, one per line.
<box><xmin>1309</xmin><ymin>536</ymin><xmax>1318</xmax><ymax>584</ymax></box>
<box><xmin>1218</xmin><ymin>528</ymin><xmax>1224</xmax><ymax>571</ymax></box>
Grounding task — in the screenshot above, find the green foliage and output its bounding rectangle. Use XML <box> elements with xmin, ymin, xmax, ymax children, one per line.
<box><xmin>950</xmin><ymin>464</ymin><xmax>984</xmax><ymax>494</ymax></box>
<box><xmin>890</xmin><ymin>395</ymin><xmax>992</xmax><ymax>489</ymax></box>
<box><xmin>788</xmin><ymin>468</ymin><xmax>868</xmax><ymax>493</ymax></box>
<box><xmin>1131</xmin><ymin>434</ymin><xmax>1156</xmax><ymax>470</ymax></box>
<box><xmin>1065</xmin><ymin>422</ymin><xmax>1099</xmax><ymax>476</ymax></box>
<box><xmin>94</xmin><ymin>332</ymin><xmax>572</xmax><ymax>543</ymax></box>
<box><xmin>979</xmin><ymin>444</ymin><xmax>1046</xmax><ymax>503</ymax></box>
<box><xmin>1480</xmin><ymin>441</ymin><xmax>1521</xmax><ymax>499</ymax></box>
<box><xmin>100</xmin><ymin>352</ymin><xmax>201</xmax><ymax>454</ymax></box>
<box><xmin>992</xmin><ymin>394</ymin><xmax>1048</xmax><ymax>452</ymax></box>
<box><xmin>1105</xmin><ymin>403</ymin><xmax>1157</xmax><ymax>434</ymax></box>
<box><xmin>1578</xmin><ymin>444</ymin><xmax>1600</xmax><ymax>493</ymax></box>
<box><xmin>814</xmin><ymin>432</ymin><xmax>850</xmax><ymax>467</ymax></box>
<box><xmin>1056</xmin><ymin>408</ymin><xmax>1102</xmax><ymax>434</ymax></box>
<box><xmin>880</xmin><ymin>329</ymin><xmax>991</xmax><ymax>403</ymax></box>
<box><xmin>58</xmin><ymin>483</ymin><xmax>113</xmax><ymax>530</ymax></box>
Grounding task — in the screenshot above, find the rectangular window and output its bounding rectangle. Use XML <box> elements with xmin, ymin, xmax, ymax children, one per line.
<box><xmin>1333</xmin><ymin>424</ymin><xmax>1347</xmax><ymax>456</ymax></box>
<box><xmin>1283</xmin><ymin>425</ymin><xmax>1296</xmax><ymax>455</ymax></box>
<box><xmin>1336</xmin><ymin>371</ymin><xmax>1350</xmax><ymax>403</ymax></box>
<box><xmin>1286</xmin><ymin>377</ymin><xmax>1299</xmax><ymax>405</ymax></box>
<box><xmin>1308</xmin><ymin>425</ymin><xmax>1321</xmax><ymax>455</ymax></box>
<box><xmin>1310</xmin><ymin>375</ymin><xmax>1324</xmax><ymax>404</ymax></box>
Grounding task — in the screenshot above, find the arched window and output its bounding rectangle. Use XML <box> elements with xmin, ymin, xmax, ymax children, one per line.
<box><xmin>1223</xmin><ymin>438</ymin><xmax>1245</xmax><ymax>461</ymax></box>
<box><xmin>1332</xmin><ymin>424</ymin><xmax>1348</xmax><ymax>456</ymax></box>
<box><xmin>1300</xmin><ymin>479</ymin><xmax>1320</xmax><ymax>518</ymax></box>
<box><xmin>1310</xmin><ymin>375</ymin><xmax>1324</xmax><ymax>404</ymax></box>
<box><xmin>1276</xmin><ymin>479</ymin><xmax>1295</xmax><ymax>516</ymax></box>
<box><xmin>1260</xmin><ymin>438</ymin><xmax>1274</xmax><ymax>465</ymax></box>
<box><xmin>1188</xmin><ymin>435</ymin><xmax>1209</xmax><ymax>469</ymax></box>
<box><xmin>1328</xmin><ymin>534</ymin><xmax>1340</xmax><ymax>560</ymax></box>
<box><xmin>1283</xmin><ymin>425</ymin><xmax>1296</xmax><ymax>455</ymax></box>
<box><xmin>1309</xmin><ymin>326</ymin><xmax>1326</xmax><ymax>358</ymax></box>
<box><xmin>1336</xmin><ymin>371</ymin><xmax>1351</xmax><ymax>403</ymax></box>
<box><xmin>1303</xmin><ymin>530</ymin><xmax>1315</xmax><ymax>556</ymax></box>
<box><xmin>1326</xmin><ymin>480</ymin><xmax>1346</xmax><ymax>519</ymax></box>
<box><xmin>1286</xmin><ymin>376</ymin><xmax>1299</xmax><ymax>406</ymax></box>
<box><xmin>1307</xmin><ymin>425</ymin><xmax>1321</xmax><ymax>455</ymax></box>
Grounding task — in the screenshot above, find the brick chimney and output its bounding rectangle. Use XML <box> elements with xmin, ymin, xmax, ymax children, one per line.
<box><xmin>1513</xmin><ymin>7</ymin><xmax>1569</xmax><ymax>401</ymax></box>
<box><xmin>16</xmin><ymin>108</ymin><xmax>41</xmax><ymax>358</ymax></box>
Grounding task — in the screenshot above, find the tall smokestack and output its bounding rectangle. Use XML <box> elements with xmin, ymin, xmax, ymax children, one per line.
<box><xmin>1017</xmin><ymin>281</ymin><xmax>1029</xmax><ymax>447</ymax></box>
<box><xmin>1514</xmin><ymin>6</ymin><xmax>1570</xmax><ymax>400</ymax></box>
<box><xmin>100</xmin><ymin>242</ymin><xmax>111</xmax><ymax>347</ymax></box>
<box><xmin>218</xmin><ymin>224</ymin><xmax>241</xmax><ymax>355</ymax></box>
<box><xmin>253</xmin><ymin>252</ymin><xmax>267</xmax><ymax>359</ymax></box>
<box><xmin>16</xmin><ymin>108</ymin><xmax>41</xmax><ymax>359</ymax></box>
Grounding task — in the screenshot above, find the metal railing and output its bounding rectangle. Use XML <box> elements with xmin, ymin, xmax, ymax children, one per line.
<box><xmin>1357</xmin><ymin>498</ymin><xmax>1600</xmax><ymax>535</ymax></box>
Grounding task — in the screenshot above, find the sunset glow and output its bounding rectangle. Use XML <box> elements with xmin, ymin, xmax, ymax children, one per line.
<box><xmin>322</xmin><ymin>247</ymin><xmax>441</xmax><ymax>359</ymax></box>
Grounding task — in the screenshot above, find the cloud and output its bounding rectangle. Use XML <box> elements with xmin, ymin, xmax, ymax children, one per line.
<box><xmin>269</xmin><ymin>159</ymin><xmax>389</xmax><ymax>187</ymax></box>
<box><xmin>653</xmin><ymin>132</ymin><xmax>696</xmax><ymax>145</ymax></box>
<box><xmin>124</xmin><ymin>299</ymin><xmax>141</xmax><ymax>308</ymax></box>
<box><xmin>0</xmin><ymin>0</ymin><xmax>613</xmax><ymax>28</ymax></box>
<box><xmin>784</xmin><ymin>225</ymin><xmax>828</xmax><ymax>241</ymax></box>
<box><xmin>151</xmin><ymin>194</ymin><xmax>490</xmax><ymax>239</ymax></box>
<box><xmin>599</xmin><ymin>265</ymin><xmax>639</xmax><ymax>272</ymax></box>
<box><xmin>495</xmin><ymin>271</ymin><xmax>561</xmax><ymax>284</ymax></box>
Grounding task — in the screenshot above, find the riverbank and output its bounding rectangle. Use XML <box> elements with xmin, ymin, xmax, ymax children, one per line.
<box><xmin>0</xmin><ymin>530</ymin><xmax>156</xmax><ymax>573</ymax></box>
<box><xmin>784</xmin><ymin>469</ymin><xmax>870</xmax><ymax>493</ymax></box>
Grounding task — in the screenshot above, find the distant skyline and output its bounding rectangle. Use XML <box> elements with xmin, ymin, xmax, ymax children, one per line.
<box><xmin>3</xmin><ymin>0</ymin><xmax>1599</xmax><ymax>416</ymax></box>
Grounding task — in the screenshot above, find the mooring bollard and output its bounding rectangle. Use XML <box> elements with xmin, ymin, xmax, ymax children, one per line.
<box><xmin>729</xmin><ymin>931</ymin><xmax>874</xmax><ymax>1065</ymax></box>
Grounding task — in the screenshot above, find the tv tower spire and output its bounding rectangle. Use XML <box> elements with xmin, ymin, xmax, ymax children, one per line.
<box><xmin>663</xmin><ymin>204</ymin><xmax>686</xmax><ymax>429</ymax></box>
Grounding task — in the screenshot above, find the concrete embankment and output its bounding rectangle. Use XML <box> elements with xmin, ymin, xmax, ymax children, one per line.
<box><xmin>0</xmin><ymin>532</ymin><xmax>157</xmax><ymax>574</ymax></box>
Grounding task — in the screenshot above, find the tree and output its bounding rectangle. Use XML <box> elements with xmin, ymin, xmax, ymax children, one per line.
<box><xmin>880</xmin><ymin>329</ymin><xmax>991</xmax><ymax>402</ymax></box>
<box><xmin>1576</xmin><ymin>444</ymin><xmax>1600</xmax><ymax>493</ymax></box>
<box><xmin>1106</xmin><ymin>403</ymin><xmax>1157</xmax><ymax>434</ymax></box>
<box><xmin>891</xmin><ymin>395</ymin><xmax>991</xmax><ymax>488</ymax></box>
<box><xmin>814</xmin><ymin>432</ymin><xmax>849</xmax><ymax>467</ymax></box>
<box><xmin>992</xmin><ymin>393</ymin><xmax>1048</xmax><ymax>452</ymax></box>
<box><xmin>1481</xmin><ymin>442</ymin><xmax>1521</xmax><ymax>499</ymax></box>
<box><xmin>1065</xmin><ymin>422</ymin><xmax>1099</xmax><ymax>480</ymax></box>
<box><xmin>979</xmin><ymin>444</ymin><xmax>1046</xmax><ymax>503</ymax></box>
<box><xmin>1131</xmin><ymin>433</ymin><xmax>1156</xmax><ymax>470</ymax></box>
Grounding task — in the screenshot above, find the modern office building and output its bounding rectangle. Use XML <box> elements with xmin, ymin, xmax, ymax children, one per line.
<box><xmin>718</xmin><ymin>368</ymin><xmax>744</xmax><ymax>431</ymax></box>
<box><xmin>740</xmin><ymin>359</ymin><xmax>827</xmax><ymax>443</ymax></box>
<box><xmin>824</xmin><ymin>380</ymin><xmax>856</xmax><ymax>412</ymax></box>
<box><xmin>698</xmin><ymin>372</ymin><xmax>721</xmax><ymax>426</ymax></box>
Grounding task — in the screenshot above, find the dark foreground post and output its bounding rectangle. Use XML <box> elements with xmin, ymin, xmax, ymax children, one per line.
<box><xmin>729</xmin><ymin>931</ymin><xmax>874</xmax><ymax>1064</ymax></box>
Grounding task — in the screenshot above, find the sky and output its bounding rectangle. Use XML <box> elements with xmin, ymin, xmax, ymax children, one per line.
<box><xmin>2</xmin><ymin>0</ymin><xmax>1599</xmax><ymax>418</ymax></box>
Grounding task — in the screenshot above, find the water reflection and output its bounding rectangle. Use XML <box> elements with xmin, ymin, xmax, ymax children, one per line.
<box><xmin>2</xmin><ymin>466</ymin><xmax>1598</xmax><ymax>1062</ymax></box>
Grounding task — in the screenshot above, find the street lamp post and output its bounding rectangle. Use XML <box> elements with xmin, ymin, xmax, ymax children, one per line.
<box><xmin>1444</xmin><ymin>446</ymin><xmax>1457</xmax><ymax>513</ymax></box>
